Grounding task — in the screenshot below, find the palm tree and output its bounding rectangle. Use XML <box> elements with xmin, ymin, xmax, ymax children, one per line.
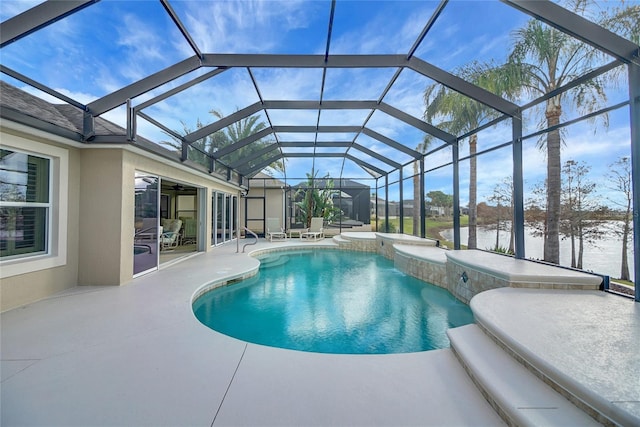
<box><xmin>163</xmin><ymin>109</ymin><xmax>283</xmax><ymax>173</ymax></box>
<box><xmin>162</xmin><ymin>118</ymin><xmax>220</xmax><ymax>169</ymax></box>
<box><xmin>209</xmin><ymin>109</ymin><xmax>282</xmax><ymax>172</ymax></box>
<box><xmin>412</xmin><ymin>139</ymin><xmax>430</xmax><ymax>237</ymax></box>
<box><xmin>503</xmin><ymin>2</ymin><xmax>639</xmax><ymax>263</ymax></box>
<box><xmin>424</xmin><ymin>61</ymin><xmax>506</xmax><ymax>249</ymax></box>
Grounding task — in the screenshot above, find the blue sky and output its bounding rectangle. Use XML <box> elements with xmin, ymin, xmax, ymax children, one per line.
<box><xmin>0</xmin><ymin>0</ymin><xmax>635</xmax><ymax>206</ymax></box>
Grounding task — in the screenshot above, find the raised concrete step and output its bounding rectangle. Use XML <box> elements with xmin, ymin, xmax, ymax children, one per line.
<box><xmin>332</xmin><ymin>235</ymin><xmax>352</xmax><ymax>247</ymax></box>
<box><xmin>448</xmin><ymin>324</ymin><xmax>599</xmax><ymax>427</ymax></box>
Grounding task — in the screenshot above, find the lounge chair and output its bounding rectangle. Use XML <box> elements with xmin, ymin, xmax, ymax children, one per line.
<box><xmin>160</xmin><ymin>218</ymin><xmax>182</xmax><ymax>250</ymax></box>
<box><xmin>180</xmin><ymin>217</ymin><xmax>197</xmax><ymax>245</ymax></box>
<box><xmin>301</xmin><ymin>217</ymin><xmax>324</xmax><ymax>241</ymax></box>
<box><xmin>266</xmin><ymin>217</ymin><xmax>287</xmax><ymax>241</ymax></box>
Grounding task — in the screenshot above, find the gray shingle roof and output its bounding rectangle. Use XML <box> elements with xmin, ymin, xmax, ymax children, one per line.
<box><xmin>1</xmin><ymin>80</ymin><xmax>78</xmax><ymax>132</ymax></box>
<box><xmin>1</xmin><ymin>81</ymin><xmax>127</xmax><ymax>138</ymax></box>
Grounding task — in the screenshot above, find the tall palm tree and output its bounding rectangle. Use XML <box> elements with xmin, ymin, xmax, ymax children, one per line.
<box><xmin>412</xmin><ymin>139</ymin><xmax>430</xmax><ymax>237</ymax></box>
<box><xmin>424</xmin><ymin>61</ymin><xmax>506</xmax><ymax>249</ymax></box>
<box><xmin>163</xmin><ymin>109</ymin><xmax>283</xmax><ymax>173</ymax></box>
<box><xmin>209</xmin><ymin>109</ymin><xmax>285</xmax><ymax>173</ymax></box>
<box><xmin>504</xmin><ymin>1</ymin><xmax>639</xmax><ymax>263</ymax></box>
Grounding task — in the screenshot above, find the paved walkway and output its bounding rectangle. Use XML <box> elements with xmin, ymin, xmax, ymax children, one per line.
<box><xmin>2</xmin><ymin>240</ymin><xmax>503</xmax><ymax>426</ymax></box>
<box><xmin>3</xmin><ymin>239</ymin><xmax>637</xmax><ymax>426</ymax></box>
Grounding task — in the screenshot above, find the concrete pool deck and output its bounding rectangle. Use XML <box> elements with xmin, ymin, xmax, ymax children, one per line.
<box><xmin>2</xmin><ymin>239</ymin><xmax>638</xmax><ymax>426</ymax></box>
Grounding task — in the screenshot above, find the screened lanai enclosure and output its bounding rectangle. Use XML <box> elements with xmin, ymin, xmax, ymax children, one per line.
<box><xmin>1</xmin><ymin>0</ymin><xmax>639</xmax><ymax>299</ymax></box>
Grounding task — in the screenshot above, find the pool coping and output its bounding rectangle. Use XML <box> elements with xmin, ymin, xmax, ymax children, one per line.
<box><xmin>192</xmin><ymin>246</ymin><xmax>472</xmax><ymax>354</ymax></box>
<box><xmin>1</xmin><ymin>238</ymin><xmax>507</xmax><ymax>426</ymax></box>
<box><xmin>2</xmin><ymin>238</ymin><xmax>636</xmax><ymax>426</ymax></box>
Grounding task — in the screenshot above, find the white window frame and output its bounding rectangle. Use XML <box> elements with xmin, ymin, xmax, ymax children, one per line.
<box><xmin>0</xmin><ymin>136</ymin><xmax>68</xmax><ymax>278</ymax></box>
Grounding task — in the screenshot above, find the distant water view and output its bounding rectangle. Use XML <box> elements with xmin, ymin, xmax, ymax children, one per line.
<box><xmin>441</xmin><ymin>222</ymin><xmax>634</xmax><ymax>279</ymax></box>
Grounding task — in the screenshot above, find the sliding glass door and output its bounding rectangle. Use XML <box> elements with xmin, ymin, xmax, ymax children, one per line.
<box><xmin>211</xmin><ymin>192</ymin><xmax>237</xmax><ymax>246</ymax></box>
<box><xmin>134</xmin><ymin>172</ymin><xmax>159</xmax><ymax>276</ymax></box>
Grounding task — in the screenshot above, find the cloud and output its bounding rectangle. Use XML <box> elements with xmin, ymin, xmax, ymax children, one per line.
<box><xmin>253</xmin><ymin>68</ymin><xmax>323</xmax><ymax>100</ymax></box>
<box><xmin>21</xmin><ymin>86</ymin><xmax>96</xmax><ymax>106</ymax></box>
<box><xmin>330</xmin><ymin>2</ymin><xmax>434</xmax><ymax>55</ymax></box>
<box><xmin>180</xmin><ymin>0</ymin><xmax>320</xmax><ymax>54</ymax></box>
<box><xmin>0</xmin><ymin>1</ymin><xmax>41</xmax><ymax>20</ymax></box>
<box><xmin>318</xmin><ymin>109</ymin><xmax>371</xmax><ymax>127</ymax></box>
<box><xmin>383</xmin><ymin>69</ymin><xmax>433</xmax><ymax>120</ymax></box>
<box><xmin>323</xmin><ymin>68</ymin><xmax>396</xmax><ymax>101</ymax></box>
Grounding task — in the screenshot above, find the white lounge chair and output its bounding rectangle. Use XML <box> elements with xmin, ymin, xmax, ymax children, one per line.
<box><xmin>301</xmin><ymin>217</ymin><xmax>324</xmax><ymax>241</ymax></box>
<box><xmin>266</xmin><ymin>217</ymin><xmax>287</xmax><ymax>242</ymax></box>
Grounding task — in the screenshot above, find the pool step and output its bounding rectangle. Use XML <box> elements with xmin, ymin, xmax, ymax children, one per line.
<box><xmin>332</xmin><ymin>235</ymin><xmax>352</xmax><ymax>248</ymax></box>
<box><xmin>448</xmin><ymin>324</ymin><xmax>599</xmax><ymax>427</ymax></box>
<box><xmin>258</xmin><ymin>255</ymin><xmax>290</xmax><ymax>268</ymax></box>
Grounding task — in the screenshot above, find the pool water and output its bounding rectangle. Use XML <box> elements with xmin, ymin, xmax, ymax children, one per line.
<box><xmin>193</xmin><ymin>249</ymin><xmax>474</xmax><ymax>354</ymax></box>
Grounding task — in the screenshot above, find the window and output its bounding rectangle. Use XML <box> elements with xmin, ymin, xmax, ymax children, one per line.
<box><xmin>0</xmin><ymin>137</ymin><xmax>68</xmax><ymax>279</ymax></box>
<box><xmin>0</xmin><ymin>149</ymin><xmax>50</xmax><ymax>258</ymax></box>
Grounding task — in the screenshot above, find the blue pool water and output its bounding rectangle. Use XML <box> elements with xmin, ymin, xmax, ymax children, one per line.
<box><xmin>193</xmin><ymin>249</ymin><xmax>474</xmax><ymax>354</ymax></box>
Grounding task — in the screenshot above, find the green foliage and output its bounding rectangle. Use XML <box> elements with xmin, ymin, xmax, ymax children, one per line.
<box><xmin>162</xmin><ymin>109</ymin><xmax>284</xmax><ymax>174</ymax></box>
<box><xmin>501</xmin><ymin>0</ymin><xmax>639</xmax><ymax>263</ymax></box>
<box><xmin>426</xmin><ymin>190</ymin><xmax>453</xmax><ymax>209</ymax></box>
<box><xmin>423</xmin><ymin>61</ymin><xmax>504</xmax><ymax>135</ymax></box>
<box><xmin>376</xmin><ymin>220</ymin><xmax>397</xmax><ymax>233</ymax></box>
<box><xmin>294</xmin><ymin>170</ymin><xmax>342</xmax><ymax>227</ymax></box>
<box><xmin>488</xmin><ymin>245</ymin><xmax>514</xmax><ymax>255</ymax></box>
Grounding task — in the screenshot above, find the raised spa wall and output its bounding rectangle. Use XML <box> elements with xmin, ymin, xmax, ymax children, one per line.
<box><xmin>336</xmin><ymin>233</ymin><xmax>603</xmax><ymax>304</ymax></box>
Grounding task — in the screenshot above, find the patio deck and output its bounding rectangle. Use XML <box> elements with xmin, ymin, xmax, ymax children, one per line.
<box><xmin>2</xmin><ymin>239</ymin><xmax>637</xmax><ymax>426</ymax></box>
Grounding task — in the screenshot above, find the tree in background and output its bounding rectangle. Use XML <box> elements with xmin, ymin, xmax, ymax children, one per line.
<box><xmin>560</xmin><ymin>160</ymin><xmax>604</xmax><ymax>269</ymax></box>
<box><xmin>163</xmin><ymin>109</ymin><xmax>283</xmax><ymax>174</ymax></box>
<box><xmin>163</xmin><ymin>118</ymin><xmax>218</xmax><ymax>169</ymax></box>
<box><xmin>525</xmin><ymin>180</ymin><xmax>548</xmax><ymax>253</ymax></box>
<box><xmin>412</xmin><ymin>140</ymin><xmax>430</xmax><ymax>237</ymax></box>
<box><xmin>502</xmin><ymin>1</ymin><xmax>640</xmax><ymax>264</ymax></box>
<box><xmin>424</xmin><ymin>61</ymin><xmax>514</xmax><ymax>249</ymax></box>
<box><xmin>426</xmin><ymin>190</ymin><xmax>453</xmax><ymax>217</ymax></box>
<box><xmin>606</xmin><ymin>156</ymin><xmax>633</xmax><ymax>281</ymax></box>
<box><xmin>486</xmin><ymin>177</ymin><xmax>514</xmax><ymax>254</ymax></box>
<box><xmin>295</xmin><ymin>170</ymin><xmax>342</xmax><ymax>228</ymax></box>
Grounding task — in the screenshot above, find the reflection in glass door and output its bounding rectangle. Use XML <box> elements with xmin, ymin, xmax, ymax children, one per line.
<box><xmin>134</xmin><ymin>172</ymin><xmax>159</xmax><ymax>275</ymax></box>
<box><xmin>211</xmin><ymin>192</ymin><xmax>238</xmax><ymax>245</ymax></box>
<box><xmin>225</xmin><ymin>194</ymin><xmax>232</xmax><ymax>241</ymax></box>
<box><xmin>216</xmin><ymin>192</ymin><xmax>225</xmax><ymax>245</ymax></box>
<box><xmin>246</xmin><ymin>197</ymin><xmax>265</xmax><ymax>236</ymax></box>
<box><xmin>232</xmin><ymin>196</ymin><xmax>238</xmax><ymax>240</ymax></box>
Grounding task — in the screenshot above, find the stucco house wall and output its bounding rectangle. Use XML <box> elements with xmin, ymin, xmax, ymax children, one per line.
<box><xmin>1</xmin><ymin>125</ymin><xmax>242</xmax><ymax>312</ymax></box>
<box><xmin>1</xmin><ymin>124</ymin><xmax>81</xmax><ymax>311</ymax></box>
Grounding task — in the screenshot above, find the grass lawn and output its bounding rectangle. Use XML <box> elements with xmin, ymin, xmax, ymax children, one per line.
<box><xmin>372</xmin><ymin>215</ymin><xmax>469</xmax><ymax>248</ymax></box>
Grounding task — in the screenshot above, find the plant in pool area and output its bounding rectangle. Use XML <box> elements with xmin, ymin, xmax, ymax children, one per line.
<box><xmin>295</xmin><ymin>170</ymin><xmax>342</xmax><ymax>228</ymax></box>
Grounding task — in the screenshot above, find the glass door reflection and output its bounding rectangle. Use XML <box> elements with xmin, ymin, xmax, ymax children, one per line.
<box><xmin>134</xmin><ymin>172</ymin><xmax>159</xmax><ymax>275</ymax></box>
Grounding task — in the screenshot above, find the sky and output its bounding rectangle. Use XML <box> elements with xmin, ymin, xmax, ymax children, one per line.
<box><xmin>0</xmin><ymin>0</ymin><xmax>636</xmax><ymax>206</ymax></box>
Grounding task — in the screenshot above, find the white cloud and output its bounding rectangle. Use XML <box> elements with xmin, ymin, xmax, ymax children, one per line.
<box><xmin>182</xmin><ymin>0</ymin><xmax>318</xmax><ymax>54</ymax></box>
<box><xmin>268</xmin><ymin>109</ymin><xmax>318</xmax><ymax>127</ymax></box>
<box><xmin>0</xmin><ymin>0</ymin><xmax>41</xmax><ymax>20</ymax></box>
<box><xmin>253</xmin><ymin>68</ymin><xmax>322</xmax><ymax>100</ymax></box>
<box><xmin>331</xmin><ymin>2</ymin><xmax>434</xmax><ymax>55</ymax></box>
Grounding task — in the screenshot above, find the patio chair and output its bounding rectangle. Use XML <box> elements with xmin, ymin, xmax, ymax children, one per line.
<box><xmin>301</xmin><ymin>217</ymin><xmax>324</xmax><ymax>241</ymax></box>
<box><xmin>266</xmin><ymin>217</ymin><xmax>287</xmax><ymax>242</ymax></box>
<box><xmin>180</xmin><ymin>217</ymin><xmax>197</xmax><ymax>245</ymax></box>
<box><xmin>160</xmin><ymin>218</ymin><xmax>182</xmax><ymax>250</ymax></box>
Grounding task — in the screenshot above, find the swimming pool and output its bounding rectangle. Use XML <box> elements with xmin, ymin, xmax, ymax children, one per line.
<box><xmin>193</xmin><ymin>249</ymin><xmax>474</xmax><ymax>354</ymax></box>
